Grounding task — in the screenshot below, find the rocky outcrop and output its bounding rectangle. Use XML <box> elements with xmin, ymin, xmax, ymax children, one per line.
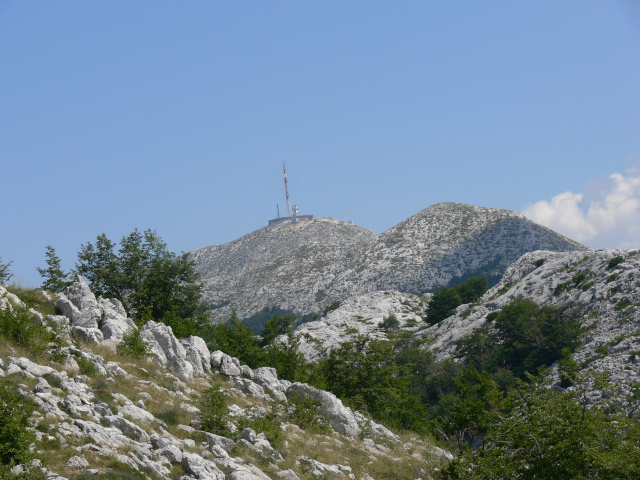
<box><xmin>423</xmin><ymin>248</ymin><xmax>640</xmax><ymax>405</ymax></box>
<box><xmin>286</xmin><ymin>383</ymin><xmax>361</xmax><ymax>437</ymax></box>
<box><xmin>191</xmin><ymin>203</ymin><xmax>588</xmax><ymax>322</ymax></box>
<box><xmin>295</xmin><ymin>290</ymin><xmax>429</xmax><ymax>361</ymax></box>
<box><xmin>0</xmin><ymin>284</ymin><xmax>25</xmax><ymax>310</ymax></box>
<box><xmin>55</xmin><ymin>276</ymin><xmax>136</xmax><ymax>345</ymax></box>
<box><xmin>141</xmin><ymin>321</ymin><xmax>196</xmax><ymax>382</ymax></box>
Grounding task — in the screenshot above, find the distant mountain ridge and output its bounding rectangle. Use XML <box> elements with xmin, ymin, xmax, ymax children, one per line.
<box><xmin>190</xmin><ymin>202</ymin><xmax>588</xmax><ymax>322</ymax></box>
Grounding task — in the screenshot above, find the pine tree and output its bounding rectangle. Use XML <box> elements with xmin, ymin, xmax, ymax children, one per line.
<box><xmin>0</xmin><ymin>257</ymin><xmax>12</xmax><ymax>285</ymax></box>
<box><xmin>37</xmin><ymin>245</ymin><xmax>71</xmax><ymax>292</ymax></box>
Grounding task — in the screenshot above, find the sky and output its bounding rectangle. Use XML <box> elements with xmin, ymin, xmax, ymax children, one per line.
<box><xmin>1</xmin><ymin>1</ymin><xmax>639</xmax><ymax>287</ymax></box>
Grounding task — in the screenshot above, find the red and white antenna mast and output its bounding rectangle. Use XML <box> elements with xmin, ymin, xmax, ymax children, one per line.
<box><xmin>283</xmin><ymin>162</ymin><xmax>291</xmax><ymax>217</ymax></box>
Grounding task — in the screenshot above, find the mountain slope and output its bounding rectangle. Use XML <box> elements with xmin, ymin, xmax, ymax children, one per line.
<box><xmin>423</xmin><ymin>248</ymin><xmax>640</xmax><ymax>404</ymax></box>
<box><xmin>192</xmin><ymin>203</ymin><xmax>588</xmax><ymax>322</ymax></box>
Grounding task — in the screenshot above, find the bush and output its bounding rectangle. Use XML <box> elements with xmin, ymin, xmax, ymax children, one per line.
<box><xmin>287</xmin><ymin>390</ymin><xmax>331</xmax><ymax>435</ymax></box>
<box><xmin>426</xmin><ymin>277</ymin><xmax>488</xmax><ymax>325</ymax></box>
<box><xmin>198</xmin><ymin>385</ymin><xmax>231</xmax><ymax>437</ymax></box>
<box><xmin>0</xmin><ymin>377</ymin><xmax>36</xmax><ymax>472</ymax></box>
<box><xmin>75</xmin><ymin>355</ymin><xmax>98</xmax><ymax>378</ymax></box>
<box><xmin>117</xmin><ymin>327</ymin><xmax>151</xmax><ymax>359</ymax></box>
<box><xmin>0</xmin><ymin>257</ymin><xmax>13</xmax><ymax>284</ymax></box>
<box><xmin>237</xmin><ymin>412</ymin><xmax>285</xmax><ymax>447</ymax></box>
<box><xmin>608</xmin><ymin>256</ymin><xmax>624</xmax><ymax>269</ymax></box>
<box><xmin>439</xmin><ymin>375</ymin><xmax>640</xmax><ymax>479</ymax></box>
<box><xmin>0</xmin><ymin>305</ymin><xmax>59</xmax><ymax>357</ymax></box>
<box><xmin>322</xmin><ymin>300</ymin><xmax>341</xmax><ymax>316</ymax></box>
<box><xmin>379</xmin><ymin>314</ymin><xmax>400</xmax><ymax>332</ymax></box>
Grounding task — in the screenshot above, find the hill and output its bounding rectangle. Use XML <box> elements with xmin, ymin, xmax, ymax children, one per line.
<box><xmin>191</xmin><ymin>203</ymin><xmax>588</xmax><ymax>322</ymax></box>
<box><xmin>0</xmin><ymin>279</ymin><xmax>447</xmax><ymax>480</ymax></box>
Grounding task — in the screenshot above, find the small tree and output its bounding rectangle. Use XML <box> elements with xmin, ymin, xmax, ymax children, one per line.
<box><xmin>0</xmin><ymin>377</ymin><xmax>36</xmax><ymax>472</ymax></box>
<box><xmin>379</xmin><ymin>314</ymin><xmax>400</xmax><ymax>332</ymax></box>
<box><xmin>37</xmin><ymin>245</ymin><xmax>71</xmax><ymax>292</ymax></box>
<box><xmin>260</xmin><ymin>314</ymin><xmax>296</xmax><ymax>346</ymax></box>
<box><xmin>0</xmin><ymin>257</ymin><xmax>13</xmax><ymax>285</ymax></box>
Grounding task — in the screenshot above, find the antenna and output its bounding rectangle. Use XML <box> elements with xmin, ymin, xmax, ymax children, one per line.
<box><xmin>283</xmin><ymin>162</ymin><xmax>291</xmax><ymax>217</ymax></box>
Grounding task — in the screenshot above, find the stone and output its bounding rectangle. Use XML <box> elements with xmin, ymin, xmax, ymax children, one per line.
<box><xmin>287</xmin><ymin>383</ymin><xmax>361</xmax><ymax>437</ymax></box>
<box><xmin>65</xmin><ymin>455</ymin><xmax>89</xmax><ymax>469</ymax></box>
<box><xmin>199</xmin><ymin>431</ymin><xmax>236</xmax><ymax>452</ymax></box>
<box><xmin>71</xmin><ymin>326</ymin><xmax>104</xmax><ymax>344</ymax></box>
<box><xmin>296</xmin><ymin>457</ymin><xmax>353</xmax><ymax>478</ymax></box>
<box><xmin>103</xmin><ymin>415</ymin><xmax>151</xmax><ymax>442</ymax></box>
<box><xmin>56</xmin><ymin>276</ymin><xmax>101</xmax><ymax>329</ymax></box>
<box><xmin>98</xmin><ymin>297</ymin><xmax>136</xmax><ymax>344</ymax></box>
<box><xmin>219</xmin><ymin>355</ymin><xmax>242</xmax><ymax>377</ymax></box>
<box><xmin>210</xmin><ymin>350</ymin><xmax>225</xmax><ymax>368</ymax></box>
<box><xmin>157</xmin><ymin>444</ymin><xmax>182</xmax><ymax>464</ymax></box>
<box><xmin>275</xmin><ymin>470</ymin><xmax>300</xmax><ymax>479</ymax></box>
<box><xmin>181</xmin><ymin>451</ymin><xmax>225</xmax><ymax>480</ymax></box>
<box><xmin>141</xmin><ymin>321</ymin><xmax>194</xmax><ymax>381</ymax></box>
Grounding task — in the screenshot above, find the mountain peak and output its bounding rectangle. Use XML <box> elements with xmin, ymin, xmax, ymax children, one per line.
<box><xmin>191</xmin><ymin>203</ymin><xmax>588</xmax><ymax>322</ymax></box>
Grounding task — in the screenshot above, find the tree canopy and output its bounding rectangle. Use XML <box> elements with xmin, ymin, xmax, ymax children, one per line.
<box><xmin>74</xmin><ymin>229</ymin><xmax>208</xmax><ymax>336</ymax></box>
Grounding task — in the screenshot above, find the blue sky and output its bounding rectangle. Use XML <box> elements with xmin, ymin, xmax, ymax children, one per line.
<box><xmin>2</xmin><ymin>1</ymin><xmax>639</xmax><ymax>287</ymax></box>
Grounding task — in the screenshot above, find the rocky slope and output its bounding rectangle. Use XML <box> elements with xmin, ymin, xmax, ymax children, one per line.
<box><xmin>288</xmin><ymin>248</ymin><xmax>640</xmax><ymax>408</ymax></box>
<box><xmin>192</xmin><ymin>203</ymin><xmax>588</xmax><ymax>322</ymax></box>
<box><xmin>421</xmin><ymin>248</ymin><xmax>640</xmax><ymax>404</ymax></box>
<box><xmin>0</xmin><ymin>280</ymin><xmax>446</xmax><ymax>480</ymax></box>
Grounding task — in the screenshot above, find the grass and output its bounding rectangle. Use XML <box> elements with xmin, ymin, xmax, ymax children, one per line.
<box><xmin>2</xmin><ymin>286</ymin><xmax>447</xmax><ymax>480</ymax></box>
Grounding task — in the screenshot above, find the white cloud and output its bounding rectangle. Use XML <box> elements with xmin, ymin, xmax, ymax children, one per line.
<box><xmin>522</xmin><ymin>168</ymin><xmax>640</xmax><ymax>249</ymax></box>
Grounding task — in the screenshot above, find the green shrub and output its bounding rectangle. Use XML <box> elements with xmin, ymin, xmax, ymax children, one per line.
<box><xmin>322</xmin><ymin>300</ymin><xmax>341</xmax><ymax>316</ymax></box>
<box><xmin>614</xmin><ymin>298</ymin><xmax>632</xmax><ymax>312</ymax></box>
<box><xmin>237</xmin><ymin>411</ymin><xmax>286</xmax><ymax>447</ymax></box>
<box><xmin>198</xmin><ymin>385</ymin><xmax>231</xmax><ymax>437</ymax></box>
<box><xmin>572</xmin><ymin>271</ymin><xmax>588</xmax><ymax>285</ymax></box>
<box><xmin>75</xmin><ymin>355</ymin><xmax>98</xmax><ymax>377</ymax></box>
<box><xmin>608</xmin><ymin>256</ymin><xmax>624</xmax><ymax>269</ymax></box>
<box><xmin>0</xmin><ymin>305</ymin><xmax>58</xmax><ymax>357</ymax></box>
<box><xmin>426</xmin><ymin>277</ymin><xmax>488</xmax><ymax>325</ymax></box>
<box><xmin>0</xmin><ymin>377</ymin><xmax>36</xmax><ymax>472</ymax></box>
<box><xmin>439</xmin><ymin>375</ymin><xmax>640</xmax><ymax>479</ymax></box>
<box><xmin>117</xmin><ymin>327</ymin><xmax>150</xmax><ymax>359</ymax></box>
<box><xmin>0</xmin><ymin>257</ymin><xmax>12</xmax><ymax>284</ymax></box>
<box><xmin>156</xmin><ymin>407</ymin><xmax>182</xmax><ymax>427</ymax></box>
<box><xmin>456</xmin><ymin>299</ymin><xmax>584</xmax><ymax>380</ymax></box>
<box><xmin>534</xmin><ymin>258</ymin><xmax>546</xmax><ymax>268</ymax></box>
<box><xmin>554</xmin><ymin>281</ymin><xmax>570</xmax><ymax>294</ymax></box>
<box><xmin>287</xmin><ymin>390</ymin><xmax>331</xmax><ymax>435</ymax></box>
<box><xmin>379</xmin><ymin>314</ymin><xmax>400</xmax><ymax>332</ymax></box>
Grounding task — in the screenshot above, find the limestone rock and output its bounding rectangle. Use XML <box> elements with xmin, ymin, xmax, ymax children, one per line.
<box><xmin>65</xmin><ymin>456</ymin><xmax>89</xmax><ymax>469</ymax></box>
<box><xmin>287</xmin><ymin>383</ymin><xmax>361</xmax><ymax>437</ymax></box>
<box><xmin>141</xmin><ymin>321</ymin><xmax>194</xmax><ymax>381</ymax></box>
<box><xmin>181</xmin><ymin>451</ymin><xmax>225</xmax><ymax>480</ymax></box>
<box><xmin>296</xmin><ymin>457</ymin><xmax>354</xmax><ymax>478</ymax></box>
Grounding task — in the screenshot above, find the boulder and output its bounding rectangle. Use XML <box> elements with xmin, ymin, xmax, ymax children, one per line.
<box><xmin>71</xmin><ymin>326</ymin><xmax>104</xmax><ymax>344</ymax></box>
<box><xmin>141</xmin><ymin>321</ymin><xmax>194</xmax><ymax>381</ymax></box>
<box><xmin>219</xmin><ymin>355</ymin><xmax>242</xmax><ymax>377</ymax></box>
<box><xmin>56</xmin><ymin>276</ymin><xmax>101</xmax><ymax>329</ymax></box>
<box><xmin>287</xmin><ymin>383</ymin><xmax>361</xmax><ymax>437</ymax></box>
<box><xmin>253</xmin><ymin>367</ymin><xmax>287</xmax><ymax>401</ymax></box>
<box><xmin>180</xmin><ymin>335</ymin><xmax>211</xmax><ymax>376</ymax></box>
<box><xmin>181</xmin><ymin>451</ymin><xmax>225</xmax><ymax>480</ymax></box>
<box><xmin>98</xmin><ymin>297</ymin><xmax>136</xmax><ymax>344</ymax></box>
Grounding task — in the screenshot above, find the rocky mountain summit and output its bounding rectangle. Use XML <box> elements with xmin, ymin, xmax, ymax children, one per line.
<box><xmin>0</xmin><ymin>279</ymin><xmax>445</xmax><ymax>480</ymax></box>
<box><xmin>192</xmin><ymin>203</ymin><xmax>588</xmax><ymax>322</ymax></box>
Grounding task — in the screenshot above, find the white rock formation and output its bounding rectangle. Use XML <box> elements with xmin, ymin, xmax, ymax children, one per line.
<box><xmin>191</xmin><ymin>203</ymin><xmax>588</xmax><ymax>322</ymax></box>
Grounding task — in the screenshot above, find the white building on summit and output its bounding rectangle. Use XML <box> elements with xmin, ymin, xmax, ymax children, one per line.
<box><xmin>268</xmin><ymin>163</ymin><xmax>314</xmax><ymax>226</ymax></box>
